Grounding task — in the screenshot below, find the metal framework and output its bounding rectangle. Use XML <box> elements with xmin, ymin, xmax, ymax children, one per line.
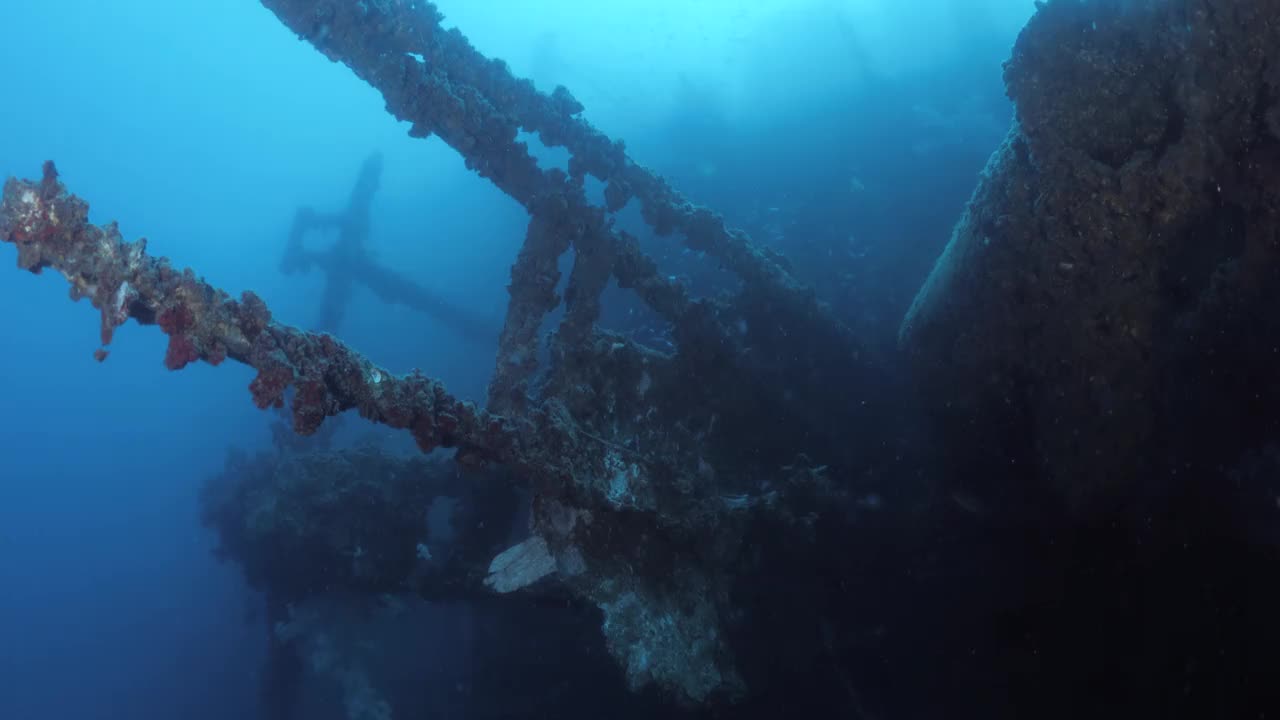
<box><xmin>0</xmin><ymin>0</ymin><xmax>873</xmax><ymax>703</ymax></box>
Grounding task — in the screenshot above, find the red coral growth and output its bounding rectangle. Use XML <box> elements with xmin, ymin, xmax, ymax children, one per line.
<box><xmin>157</xmin><ymin>304</ymin><xmax>194</xmax><ymax>334</ymax></box>
<box><xmin>376</xmin><ymin>381</ymin><xmax>415</xmax><ymax>428</ymax></box>
<box><xmin>291</xmin><ymin>378</ymin><xmax>329</xmax><ymax>435</ymax></box>
<box><xmin>8</xmin><ymin>162</ymin><xmax>66</xmax><ymax>250</ymax></box>
<box><xmin>158</xmin><ymin>304</ymin><xmax>199</xmax><ymax>370</ymax></box>
<box><xmin>250</xmin><ymin>361</ymin><xmax>293</xmax><ymax>409</ymax></box>
<box><xmin>165</xmin><ymin>333</ymin><xmax>199</xmax><ymax>370</ymax></box>
<box><xmin>1</xmin><ymin>166</ymin><xmax>511</xmax><ymax>466</ymax></box>
<box><xmin>100</xmin><ymin>315</ymin><xmax>115</xmax><ymax>347</ymax></box>
<box><xmin>237</xmin><ymin>291</ymin><xmax>271</xmax><ymax>340</ymax></box>
<box><xmin>318</xmin><ymin>333</ymin><xmax>340</xmax><ymax>356</ymax></box>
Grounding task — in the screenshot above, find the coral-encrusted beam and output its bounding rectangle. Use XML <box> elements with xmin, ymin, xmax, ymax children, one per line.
<box><xmin>258</xmin><ymin>0</ymin><xmax>857</xmax><ymax>411</ymax></box>
<box><xmin>259</xmin><ymin>0</ymin><xmax>798</xmax><ymax>297</ymax></box>
<box><xmin>0</xmin><ymin>162</ymin><xmax>519</xmax><ymax>458</ymax></box>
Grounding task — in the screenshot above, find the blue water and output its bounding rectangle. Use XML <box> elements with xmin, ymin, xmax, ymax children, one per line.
<box><xmin>0</xmin><ymin>1</ymin><xmax>1032</xmax><ymax>717</ymax></box>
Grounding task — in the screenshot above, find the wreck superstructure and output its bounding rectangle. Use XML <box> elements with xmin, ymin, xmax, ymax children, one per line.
<box><xmin>8</xmin><ymin>1</ymin><xmax>1280</xmax><ymax>717</ymax></box>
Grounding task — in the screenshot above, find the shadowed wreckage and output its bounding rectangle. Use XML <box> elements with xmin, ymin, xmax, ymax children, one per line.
<box><xmin>8</xmin><ymin>0</ymin><xmax>1280</xmax><ymax>717</ymax></box>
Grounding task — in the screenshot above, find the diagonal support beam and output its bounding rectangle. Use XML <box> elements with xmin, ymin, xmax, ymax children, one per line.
<box><xmin>258</xmin><ymin>0</ymin><xmax>867</xmax><ymax>424</ymax></box>
<box><xmin>260</xmin><ymin>0</ymin><xmax>802</xmax><ymax>295</ymax></box>
<box><xmin>0</xmin><ymin>162</ymin><xmax>524</xmax><ymax>460</ymax></box>
<box><xmin>1</xmin><ymin>163</ymin><xmax>754</xmax><ymax>703</ymax></box>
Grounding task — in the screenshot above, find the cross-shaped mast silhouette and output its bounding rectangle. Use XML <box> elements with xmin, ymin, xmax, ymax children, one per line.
<box><xmin>280</xmin><ymin>152</ymin><xmax>492</xmax><ymax>343</ymax></box>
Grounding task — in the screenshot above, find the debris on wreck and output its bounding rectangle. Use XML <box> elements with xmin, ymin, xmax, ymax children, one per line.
<box><xmin>12</xmin><ymin>0</ymin><xmax>1280</xmax><ymax>717</ymax></box>
<box><xmin>0</xmin><ymin>0</ymin><xmax>881</xmax><ymax>706</ymax></box>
